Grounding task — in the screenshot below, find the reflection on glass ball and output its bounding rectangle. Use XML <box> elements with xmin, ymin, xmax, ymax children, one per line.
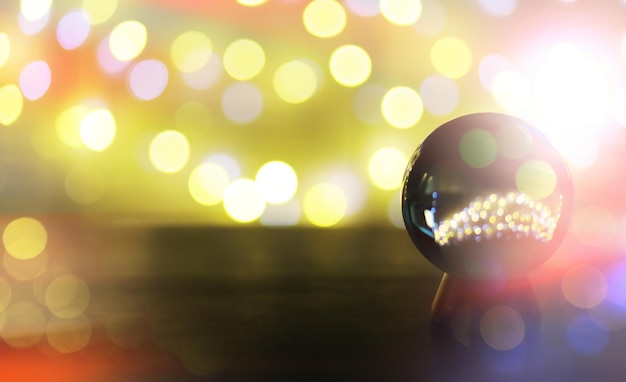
<box><xmin>402</xmin><ymin>113</ymin><xmax>573</xmax><ymax>279</ymax></box>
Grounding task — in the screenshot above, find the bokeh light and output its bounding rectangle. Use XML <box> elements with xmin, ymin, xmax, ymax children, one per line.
<box><xmin>109</xmin><ymin>20</ymin><xmax>148</xmax><ymax>62</ymax></box>
<box><xmin>345</xmin><ymin>0</ymin><xmax>380</xmax><ymax>17</ymax></box>
<box><xmin>56</xmin><ymin>104</ymin><xmax>89</xmax><ymax>148</ymax></box>
<box><xmin>273</xmin><ymin>60</ymin><xmax>319</xmax><ymax>103</ymax></box>
<box><xmin>419</xmin><ymin>75</ymin><xmax>459</xmax><ymax>116</ymax></box>
<box><xmin>491</xmin><ymin>70</ymin><xmax>530</xmax><ymax>113</ymax></box>
<box><xmin>223</xmin><ymin>179</ymin><xmax>266</xmax><ymax>223</ymax></box>
<box><xmin>302</xmin><ymin>0</ymin><xmax>347</xmax><ymax>38</ymax></box>
<box><xmin>0</xmin><ymin>84</ymin><xmax>24</xmax><ymax>126</ymax></box>
<box><xmin>3</xmin><ymin>250</ymin><xmax>48</xmax><ymax>281</ymax></box>
<box><xmin>170</xmin><ymin>31</ymin><xmax>213</xmax><ymax>73</ymax></box>
<box><xmin>368</xmin><ymin>147</ymin><xmax>408</xmax><ymax>190</ymax></box>
<box><xmin>0</xmin><ymin>34</ymin><xmax>10</xmax><ymax>68</ymax></box>
<box><xmin>458</xmin><ymin>128</ymin><xmax>498</xmax><ymax>168</ymax></box>
<box><xmin>97</xmin><ymin>34</ymin><xmax>130</xmax><ymax>76</ymax></box>
<box><xmin>303</xmin><ymin>183</ymin><xmax>347</xmax><ymax>227</ymax></box>
<box><xmin>0</xmin><ymin>302</ymin><xmax>46</xmax><ymax>349</ymax></box>
<box><xmin>381</xmin><ymin>86</ymin><xmax>423</xmax><ymax>129</ymax></box>
<box><xmin>223</xmin><ymin>39</ymin><xmax>265</xmax><ymax>81</ymax></box>
<box><xmin>56</xmin><ymin>10</ymin><xmax>91</xmax><ymax>50</ymax></box>
<box><xmin>18</xmin><ymin>8</ymin><xmax>50</xmax><ymax>35</ymax></box>
<box><xmin>479</xmin><ymin>54</ymin><xmax>515</xmax><ymax>91</ymax></box>
<box><xmin>430</xmin><ymin>37</ymin><xmax>472</xmax><ymax>79</ymax></box>
<box><xmin>65</xmin><ymin>164</ymin><xmax>107</xmax><ymax>205</ymax></box>
<box><xmin>567</xmin><ymin>315</ymin><xmax>609</xmax><ymax>355</ymax></box>
<box><xmin>237</xmin><ymin>0</ymin><xmax>268</xmax><ymax>6</ymax></box>
<box><xmin>128</xmin><ymin>59</ymin><xmax>169</xmax><ymax>100</ymax></box>
<box><xmin>414</xmin><ymin>0</ymin><xmax>446</xmax><ymax>36</ymax></box>
<box><xmin>255</xmin><ymin>161</ymin><xmax>298</xmax><ymax>204</ymax></box>
<box><xmin>46</xmin><ymin>315</ymin><xmax>92</xmax><ymax>354</ymax></box>
<box><xmin>515</xmin><ymin>160</ymin><xmax>557</xmax><ymax>200</ymax></box>
<box><xmin>478</xmin><ymin>0</ymin><xmax>518</xmax><ymax>16</ymax></box>
<box><xmin>149</xmin><ymin>130</ymin><xmax>190</xmax><ymax>174</ymax></box>
<box><xmin>479</xmin><ymin>305</ymin><xmax>525</xmax><ymax>351</ymax></box>
<box><xmin>221</xmin><ymin>82</ymin><xmax>264</xmax><ymax>123</ymax></box>
<box><xmin>20</xmin><ymin>0</ymin><xmax>52</xmax><ymax>21</ymax></box>
<box><xmin>181</xmin><ymin>53</ymin><xmax>223</xmax><ymax>90</ymax></box>
<box><xmin>80</xmin><ymin>108</ymin><xmax>116</xmax><ymax>151</ymax></box>
<box><xmin>380</xmin><ymin>0</ymin><xmax>423</xmax><ymax>26</ymax></box>
<box><xmin>18</xmin><ymin>60</ymin><xmax>51</xmax><ymax>101</ymax></box>
<box><xmin>45</xmin><ymin>275</ymin><xmax>91</xmax><ymax>319</ymax></box>
<box><xmin>188</xmin><ymin>162</ymin><xmax>231</xmax><ymax>206</ymax></box>
<box><xmin>82</xmin><ymin>0</ymin><xmax>118</xmax><ymax>24</ymax></box>
<box><xmin>561</xmin><ymin>265</ymin><xmax>607</xmax><ymax>309</ymax></box>
<box><xmin>329</xmin><ymin>44</ymin><xmax>372</xmax><ymax>87</ymax></box>
<box><xmin>3</xmin><ymin>217</ymin><xmax>47</xmax><ymax>260</ymax></box>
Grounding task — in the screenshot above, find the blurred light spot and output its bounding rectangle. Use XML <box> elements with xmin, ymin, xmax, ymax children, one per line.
<box><xmin>303</xmin><ymin>183</ymin><xmax>347</xmax><ymax>227</ymax></box>
<box><xmin>553</xmin><ymin>131</ymin><xmax>599</xmax><ymax>170</ymax></box>
<box><xmin>97</xmin><ymin>34</ymin><xmax>129</xmax><ymax>76</ymax></box>
<box><xmin>381</xmin><ymin>86</ymin><xmax>423</xmax><ymax>128</ymax></box>
<box><xmin>176</xmin><ymin>102</ymin><xmax>211</xmax><ymax>138</ymax></box>
<box><xmin>206</xmin><ymin>153</ymin><xmax>241</xmax><ymax>180</ymax></box>
<box><xmin>588</xmin><ymin>300</ymin><xmax>626</xmax><ymax>332</ymax></box>
<box><xmin>56</xmin><ymin>104</ymin><xmax>88</xmax><ymax>148</ymax></box>
<box><xmin>82</xmin><ymin>0</ymin><xmax>118</xmax><ymax>24</ymax></box>
<box><xmin>388</xmin><ymin>192</ymin><xmax>404</xmax><ymax>228</ymax></box>
<box><xmin>237</xmin><ymin>0</ymin><xmax>267</xmax><ymax>5</ymax></box>
<box><xmin>354</xmin><ymin>84</ymin><xmax>386</xmax><ymax>125</ymax></box>
<box><xmin>106</xmin><ymin>314</ymin><xmax>149</xmax><ymax>348</ymax></box>
<box><xmin>80</xmin><ymin>108</ymin><xmax>116</xmax><ymax>151</ymax></box>
<box><xmin>256</xmin><ymin>161</ymin><xmax>298</xmax><ymax>204</ymax></box>
<box><xmin>612</xmin><ymin>88</ymin><xmax>626</xmax><ymax>127</ymax></box>
<box><xmin>170</xmin><ymin>31</ymin><xmax>212</xmax><ymax>73</ymax></box>
<box><xmin>571</xmin><ymin>206</ymin><xmax>617</xmax><ymax>247</ymax></box>
<box><xmin>149</xmin><ymin>130</ymin><xmax>190</xmax><ymax>174</ymax></box>
<box><xmin>221</xmin><ymin>82</ymin><xmax>263</xmax><ymax>123</ymax></box>
<box><xmin>274</xmin><ymin>60</ymin><xmax>318</xmax><ymax>103</ymax></box>
<box><xmin>57</xmin><ymin>10</ymin><xmax>91</xmax><ymax>50</ymax></box>
<box><xmin>533</xmin><ymin>43</ymin><xmax>609</xmax><ymax>131</ymax></box>
<box><xmin>18</xmin><ymin>9</ymin><xmax>50</xmax><ymax>35</ymax></box>
<box><xmin>380</xmin><ymin>0</ymin><xmax>422</xmax><ymax>25</ymax></box>
<box><xmin>329</xmin><ymin>44</ymin><xmax>371</xmax><ymax>87</ymax></box>
<box><xmin>459</xmin><ymin>128</ymin><xmax>498</xmax><ymax>168</ymax></box>
<box><xmin>431</xmin><ymin>37</ymin><xmax>472</xmax><ymax>79</ymax></box>
<box><xmin>0</xmin><ymin>277</ymin><xmax>11</xmax><ymax>312</ymax></box>
<box><xmin>491</xmin><ymin>70</ymin><xmax>530</xmax><ymax>112</ymax></box>
<box><xmin>128</xmin><ymin>59</ymin><xmax>168</xmax><ymax>100</ymax></box>
<box><xmin>0</xmin><ymin>302</ymin><xmax>46</xmax><ymax>349</ymax></box>
<box><xmin>479</xmin><ymin>54</ymin><xmax>515</xmax><ymax>91</ymax></box>
<box><xmin>515</xmin><ymin>160</ymin><xmax>556</xmax><ymax>200</ymax></box>
<box><xmin>181</xmin><ymin>53</ymin><xmax>223</xmax><ymax>90</ymax></box>
<box><xmin>109</xmin><ymin>20</ymin><xmax>147</xmax><ymax>62</ymax></box>
<box><xmin>480</xmin><ymin>306</ymin><xmax>525</xmax><ymax>350</ymax></box>
<box><xmin>260</xmin><ymin>199</ymin><xmax>301</xmax><ymax>226</ymax></box>
<box><xmin>328</xmin><ymin>169</ymin><xmax>367</xmax><ymax>217</ymax></box>
<box><xmin>368</xmin><ymin>147</ymin><xmax>408</xmax><ymax>190</ymax></box>
<box><xmin>47</xmin><ymin>315</ymin><xmax>92</xmax><ymax>354</ymax></box>
<box><xmin>3</xmin><ymin>217</ymin><xmax>47</xmax><ymax>260</ymax></box>
<box><xmin>414</xmin><ymin>0</ymin><xmax>446</xmax><ymax>36</ymax></box>
<box><xmin>567</xmin><ymin>315</ymin><xmax>608</xmax><ymax>355</ymax></box>
<box><xmin>65</xmin><ymin>164</ymin><xmax>106</xmax><ymax>205</ymax></box>
<box><xmin>223</xmin><ymin>179</ymin><xmax>266</xmax><ymax>223</ymax></box>
<box><xmin>562</xmin><ymin>265</ymin><xmax>607</xmax><ymax>309</ymax></box>
<box><xmin>188</xmin><ymin>162</ymin><xmax>230</xmax><ymax>206</ymax></box>
<box><xmin>20</xmin><ymin>0</ymin><xmax>52</xmax><ymax>21</ymax></box>
<box><xmin>0</xmin><ymin>84</ymin><xmax>24</xmax><ymax>126</ymax></box>
<box><xmin>607</xmin><ymin>261</ymin><xmax>626</xmax><ymax>306</ymax></box>
<box><xmin>19</xmin><ymin>60</ymin><xmax>51</xmax><ymax>101</ymax></box>
<box><xmin>45</xmin><ymin>275</ymin><xmax>90</xmax><ymax>319</ymax></box>
<box><xmin>345</xmin><ymin>0</ymin><xmax>380</xmax><ymax>17</ymax></box>
<box><xmin>224</xmin><ymin>39</ymin><xmax>265</xmax><ymax>80</ymax></box>
<box><xmin>478</xmin><ymin>0</ymin><xmax>517</xmax><ymax>16</ymax></box>
<box><xmin>303</xmin><ymin>0</ymin><xmax>347</xmax><ymax>38</ymax></box>
<box><xmin>0</xmin><ymin>34</ymin><xmax>10</xmax><ymax>68</ymax></box>
<box><xmin>3</xmin><ymin>251</ymin><xmax>48</xmax><ymax>281</ymax></box>
<box><xmin>496</xmin><ymin>122</ymin><xmax>533</xmax><ymax>160</ymax></box>
<box><xmin>419</xmin><ymin>75</ymin><xmax>459</xmax><ymax>115</ymax></box>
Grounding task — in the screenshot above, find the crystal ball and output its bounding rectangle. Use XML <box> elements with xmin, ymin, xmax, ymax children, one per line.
<box><xmin>402</xmin><ymin>113</ymin><xmax>573</xmax><ymax>280</ymax></box>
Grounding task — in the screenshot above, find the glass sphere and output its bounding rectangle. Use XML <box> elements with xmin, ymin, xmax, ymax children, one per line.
<box><xmin>402</xmin><ymin>113</ymin><xmax>573</xmax><ymax>280</ymax></box>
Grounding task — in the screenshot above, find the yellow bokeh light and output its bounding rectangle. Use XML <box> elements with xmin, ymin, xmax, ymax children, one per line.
<box><xmin>56</xmin><ymin>104</ymin><xmax>89</xmax><ymax>148</ymax></box>
<box><xmin>188</xmin><ymin>162</ymin><xmax>230</xmax><ymax>206</ymax></box>
<box><xmin>3</xmin><ymin>251</ymin><xmax>48</xmax><ymax>281</ymax></box>
<box><xmin>381</xmin><ymin>86</ymin><xmax>423</xmax><ymax>129</ymax></box>
<box><xmin>380</xmin><ymin>0</ymin><xmax>422</xmax><ymax>26</ymax></box>
<box><xmin>80</xmin><ymin>108</ymin><xmax>116</xmax><ymax>151</ymax></box>
<box><xmin>255</xmin><ymin>161</ymin><xmax>298</xmax><ymax>204</ymax></box>
<box><xmin>274</xmin><ymin>60</ymin><xmax>318</xmax><ymax>103</ymax></box>
<box><xmin>170</xmin><ymin>31</ymin><xmax>212</xmax><ymax>73</ymax></box>
<box><xmin>149</xmin><ymin>130</ymin><xmax>190</xmax><ymax>174</ymax></box>
<box><xmin>0</xmin><ymin>302</ymin><xmax>46</xmax><ymax>349</ymax></box>
<box><xmin>0</xmin><ymin>85</ymin><xmax>23</xmax><ymax>126</ymax></box>
<box><xmin>303</xmin><ymin>183</ymin><xmax>347</xmax><ymax>227</ymax></box>
<box><xmin>3</xmin><ymin>217</ymin><xmax>47</xmax><ymax>260</ymax></box>
<box><xmin>329</xmin><ymin>45</ymin><xmax>372</xmax><ymax>87</ymax></box>
<box><xmin>431</xmin><ymin>37</ymin><xmax>472</xmax><ymax>79</ymax></box>
<box><xmin>65</xmin><ymin>164</ymin><xmax>106</xmax><ymax>205</ymax></box>
<box><xmin>368</xmin><ymin>147</ymin><xmax>408</xmax><ymax>190</ymax></box>
<box><xmin>303</xmin><ymin>0</ymin><xmax>347</xmax><ymax>38</ymax></box>
<box><xmin>459</xmin><ymin>128</ymin><xmax>498</xmax><ymax>168</ymax></box>
<box><xmin>20</xmin><ymin>0</ymin><xmax>52</xmax><ymax>21</ymax></box>
<box><xmin>491</xmin><ymin>70</ymin><xmax>530</xmax><ymax>113</ymax></box>
<box><xmin>82</xmin><ymin>0</ymin><xmax>118</xmax><ymax>24</ymax></box>
<box><xmin>515</xmin><ymin>160</ymin><xmax>557</xmax><ymax>200</ymax></box>
<box><xmin>0</xmin><ymin>34</ymin><xmax>10</xmax><ymax>68</ymax></box>
<box><xmin>45</xmin><ymin>275</ymin><xmax>91</xmax><ymax>319</ymax></box>
<box><xmin>109</xmin><ymin>20</ymin><xmax>147</xmax><ymax>62</ymax></box>
<box><xmin>47</xmin><ymin>315</ymin><xmax>92</xmax><ymax>354</ymax></box>
<box><xmin>223</xmin><ymin>39</ymin><xmax>265</xmax><ymax>81</ymax></box>
<box><xmin>237</xmin><ymin>0</ymin><xmax>267</xmax><ymax>5</ymax></box>
<box><xmin>223</xmin><ymin>179</ymin><xmax>266</xmax><ymax>223</ymax></box>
